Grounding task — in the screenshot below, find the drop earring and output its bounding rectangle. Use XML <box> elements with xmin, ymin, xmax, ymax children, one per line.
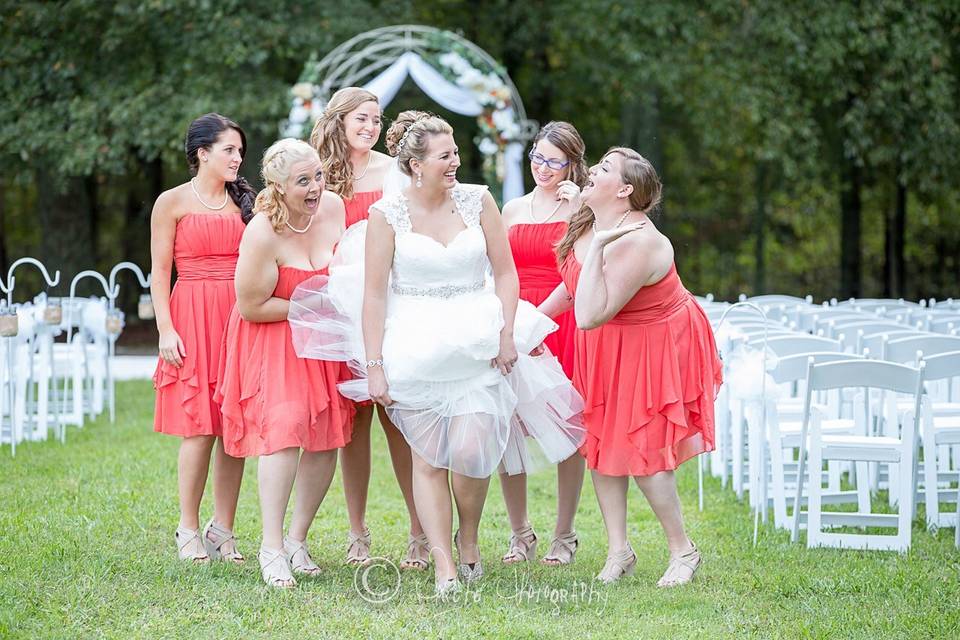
<box><xmin>416</xmin><ymin>173</ymin><xmax>423</xmax><ymax>188</ymax></box>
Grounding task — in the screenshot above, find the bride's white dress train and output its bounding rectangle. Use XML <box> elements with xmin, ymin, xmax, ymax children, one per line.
<box><xmin>289</xmin><ymin>183</ymin><xmax>584</xmax><ymax>478</ymax></box>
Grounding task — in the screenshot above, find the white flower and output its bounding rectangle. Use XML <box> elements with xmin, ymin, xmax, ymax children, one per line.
<box><xmin>478</xmin><ymin>137</ymin><xmax>499</xmax><ymax>156</ymax></box>
<box><xmin>289</xmin><ymin>105</ymin><xmax>309</xmax><ymax>124</ymax></box>
<box><xmin>491</xmin><ymin>108</ymin><xmax>515</xmax><ymax>132</ymax></box>
<box><xmin>292</xmin><ymin>82</ymin><xmax>314</xmax><ymax>101</ymax></box>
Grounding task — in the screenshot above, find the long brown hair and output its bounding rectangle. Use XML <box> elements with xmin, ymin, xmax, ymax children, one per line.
<box><xmin>533</xmin><ymin>121</ymin><xmax>588</xmax><ymax>188</ymax></box>
<box><xmin>555</xmin><ymin>147</ymin><xmax>662</xmax><ymax>261</ymax></box>
<box><xmin>309</xmin><ymin>87</ymin><xmax>379</xmax><ymax>200</ymax></box>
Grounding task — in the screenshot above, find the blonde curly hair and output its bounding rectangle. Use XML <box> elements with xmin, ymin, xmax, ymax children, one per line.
<box><xmin>309</xmin><ymin>87</ymin><xmax>380</xmax><ymax>200</ymax></box>
<box><xmin>253</xmin><ymin>138</ymin><xmax>319</xmax><ymax>233</ymax></box>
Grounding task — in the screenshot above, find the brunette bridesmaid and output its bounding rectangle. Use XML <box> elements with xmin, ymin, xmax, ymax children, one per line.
<box><xmin>151</xmin><ymin>113</ymin><xmax>255</xmax><ymax>564</ymax></box>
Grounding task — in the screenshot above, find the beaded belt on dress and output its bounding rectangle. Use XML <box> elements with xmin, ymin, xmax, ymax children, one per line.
<box><xmin>391</xmin><ymin>281</ymin><xmax>485</xmax><ymax>298</ymax></box>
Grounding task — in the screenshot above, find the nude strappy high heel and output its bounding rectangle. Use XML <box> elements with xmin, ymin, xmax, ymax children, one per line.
<box><xmin>656</xmin><ymin>544</ymin><xmax>701</xmax><ymax>587</ymax></box>
<box><xmin>400</xmin><ymin>533</ymin><xmax>431</xmax><ymax>571</ymax></box>
<box><xmin>284</xmin><ymin>536</ymin><xmax>321</xmax><ymax>577</ymax></box>
<box><xmin>175</xmin><ymin>527</ymin><xmax>210</xmax><ymax>563</ymax></box>
<box><xmin>202</xmin><ymin>519</ymin><xmax>244</xmax><ymax>564</ymax></box>
<box><xmin>501</xmin><ymin>524</ymin><xmax>538</xmax><ymax>564</ymax></box>
<box><xmin>345</xmin><ymin>527</ymin><xmax>371</xmax><ymax>566</ymax></box>
<box><xmin>259</xmin><ymin>546</ymin><xmax>296</xmax><ymax>588</ymax></box>
<box><xmin>541</xmin><ymin>530</ymin><xmax>578</xmax><ymax>566</ymax></box>
<box><xmin>596</xmin><ymin>543</ymin><xmax>637</xmax><ymax>584</ymax></box>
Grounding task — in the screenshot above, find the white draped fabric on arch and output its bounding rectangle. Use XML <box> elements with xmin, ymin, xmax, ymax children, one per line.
<box><xmin>284</xmin><ymin>25</ymin><xmax>538</xmax><ymax>202</ymax></box>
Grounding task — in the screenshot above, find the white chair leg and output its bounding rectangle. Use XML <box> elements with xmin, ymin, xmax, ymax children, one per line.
<box><xmin>855</xmin><ymin>461</ymin><xmax>871</xmax><ymax>513</ymax></box>
<box><xmin>807</xmin><ymin>437</ymin><xmax>824</xmax><ymax>548</ymax></box>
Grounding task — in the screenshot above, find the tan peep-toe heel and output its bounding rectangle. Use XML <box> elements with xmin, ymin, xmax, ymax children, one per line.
<box><xmin>596</xmin><ymin>543</ymin><xmax>637</xmax><ymax>584</ymax></box>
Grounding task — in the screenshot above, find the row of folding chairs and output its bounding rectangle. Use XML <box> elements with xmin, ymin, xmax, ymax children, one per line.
<box><xmin>704</xmin><ymin>293</ymin><xmax>960</xmax><ymax>551</ymax></box>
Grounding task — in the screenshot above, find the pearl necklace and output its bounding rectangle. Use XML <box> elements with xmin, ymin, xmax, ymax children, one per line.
<box><xmin>529</xmin><ymin>188</ymin><xmax>564</xmax><ymax>224</ymax></box>
<box><xmin>285</xmin><ymin>215</ymin><xmax>314</xmax><ymax>234</ymax></box>
<box><xmin>352</xmin><ymin>153</ymin><xmax>372</xmax><ymax>181</ymax></box>
<box><xmin>592</xmin><ymin>209</ymin><xmax>632</xmax><ymax>233</ymax></box>
<box><xmin>190</xmin><ymin>178</ymin><xmax>229</xmax><ymax>210</ymax></box>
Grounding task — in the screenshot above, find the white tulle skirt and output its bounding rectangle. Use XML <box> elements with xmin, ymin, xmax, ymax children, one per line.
<box><xmin>289</xmin><ymin>222</ymin><xmax>585</xmax><ymax>478</ymax></box>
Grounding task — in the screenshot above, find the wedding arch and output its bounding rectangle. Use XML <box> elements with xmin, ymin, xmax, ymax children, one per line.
<box><xmin>283</xmin><ymin>25</ymin><xmax>539</xmax><ymax>202</ymax></box>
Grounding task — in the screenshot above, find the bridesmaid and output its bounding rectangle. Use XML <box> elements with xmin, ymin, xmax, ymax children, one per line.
<box><xmin>151</xmin><ymin>113</ymin><xmax>256</xmax><ymax>563</ymax></box>
<box><xmin>499</xmin><ymin>122</ymin><xmax>587</xmax><ymax>566</ymax></box>
<box><xmin>309</xmin><ymin>87</ymin><xmax>427</xmax><ymax>569</ymax></box>
<box><xmin>544</xmin><ymin>147</ymin><xmax>721</xmax><ymax>586</ymax></box>
<box><xmin>215</xmin><ymin>138</ymin><xmax>355</xmax><ymax>588</ymax></box>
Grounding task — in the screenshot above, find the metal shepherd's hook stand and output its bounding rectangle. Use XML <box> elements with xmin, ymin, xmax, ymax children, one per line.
<box><xmin>107</xmin><ymin>263</ymin><xmax>151</xmax><ymax>423</ymax></box>
<box><xmin>3</xmin><ymin>258</ymin><xmax>62</xmax><ymax>455</ymax></box>
<box><xmin>64</xmin><ymin>271</ymin><xmax>119</xmax><ymax>436</ymax></box>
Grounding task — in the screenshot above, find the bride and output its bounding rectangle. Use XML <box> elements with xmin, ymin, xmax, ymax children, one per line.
<box><xmin>290</xmin><ymin>111</ymin><xmax>584</xmax><ymax>596</ymax></box>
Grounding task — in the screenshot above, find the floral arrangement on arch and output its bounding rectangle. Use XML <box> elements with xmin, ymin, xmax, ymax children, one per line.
<box><xmin>429</xmin><ymin>43</ymin><xmax>523</xmax><ymax>195</ymax></box>
<box><xmin>284</xmin><ymin>71</ymin><xmax>324</xmax><ymax>140</ymax></box>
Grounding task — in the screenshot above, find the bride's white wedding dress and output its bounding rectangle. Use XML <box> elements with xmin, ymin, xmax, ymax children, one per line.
<box><xmin>289</xmin><ymin>183</ymin><xmax>584</xmax><ymax>478</ymax></box>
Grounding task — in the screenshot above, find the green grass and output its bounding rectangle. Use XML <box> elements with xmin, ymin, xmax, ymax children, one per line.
<box><xmin>1</xmin><ymin>381</ymin><xmax>958</xmax><ymax>639</ymax></box>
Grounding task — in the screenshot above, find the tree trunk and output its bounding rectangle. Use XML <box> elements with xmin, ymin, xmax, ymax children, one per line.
<box><xmin>753</xmin><ymin>161</ymin><xmax>768</xmax><ymax>294</ymax></box>
<box><xmin>85</xmin><ymin>175</ymin><xmax>100</xmax><ymax>268</ymax></box>
<box><xmin>36</xmin><ymin>168</ymin><xmax>94</xmax><ymax>297</ymax></box>
<box><xmin>120</xmin><ymin>157</ymin><xmax>163</xmax><ymax>314</ymax></box>
<box><xmin>0</xmin><ymin>182</ymin><xmax>7</xmax><ymax>278</ymax></box>
<box><xmin>892</xmin><ymin>180</ymin><xmax>906</xmax><ymax>298</ymax></box>
<box><xmin>839</xmin><ymin>157</ymin><xmax>862</xmax><ymax>299</ymax></box>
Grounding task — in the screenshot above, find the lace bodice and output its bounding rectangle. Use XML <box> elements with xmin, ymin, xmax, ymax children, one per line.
<box><xmin>371</xmin><ymin>183</ymin><xmax>490</xmax><ymax>293</ymax></box>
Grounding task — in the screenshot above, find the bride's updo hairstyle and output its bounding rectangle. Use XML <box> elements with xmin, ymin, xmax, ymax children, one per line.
<box><xmin>384</xmin><ymin>110</ymin><xmax>453</xmax><ymax>176</ymax></box>
<box><xmin>555</xmin><ymin>147</ymin><xmax>662</xmax><ymax>261</ymax></box>
<box><xmin>253</xmin><ymin>138</ymin><xmax>320</xmax><ymax>233</ymax></box>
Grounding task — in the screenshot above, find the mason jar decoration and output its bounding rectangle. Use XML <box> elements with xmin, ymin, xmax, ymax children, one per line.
<box><xmin>0</xmin><ymin>307</ymin><xmax>18</xmax><ymax>338</ymax></box>
<box><xmin>105</xmin><ymin>309</ymin><xmax>124</xmax><ymax>336</ymax></box>
<box><xmin>138</xmin><ymin>293</ymin><xmax>155</xmax><ymax>320</ymax></box>
<box><xmin>43</xmin><ymin>297</ymin><xmax>63</xmax><ymax>325</ymax></box>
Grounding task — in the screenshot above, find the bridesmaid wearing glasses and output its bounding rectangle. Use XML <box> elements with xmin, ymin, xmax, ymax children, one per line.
<box><xmin>498</xmin><ymin>122</ymin><xmax>588</xmax><ymax>567</ymax></box>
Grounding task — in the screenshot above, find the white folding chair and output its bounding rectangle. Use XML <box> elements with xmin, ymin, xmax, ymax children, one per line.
<box><xmin>914</xmin><ymin>351</ymin><xmax>960</xmax><ymax>532</ymax></box>
<box><xmin>791</xmin><ymin>359</ymin><xmax>924</xmax><ymax>552</ymax></box>
<box><xmin>763</xmin><ymin>351</ymin><xmax>866</xmax><ymax>529</ymax></box>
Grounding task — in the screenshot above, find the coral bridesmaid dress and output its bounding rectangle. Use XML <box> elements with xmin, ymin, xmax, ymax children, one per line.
<box><xmin>343</xmin><ymin>190</ymin><xmax>382</xmax><ymax>229</ymax></box>
<box><xmin>560</xmin><ymin>254</ymin><xmax>722</xmax><ymax>476</ymax></box>
<box><xmin>215</xmin><ymin>266</ymin><xmax>355</xmax><ymax>457</ymax></box>
<box><xmin>153</xmin><ymin>212</ymin><xmax>244</xmax><ymax>437</ymax></box>
<box><xmin>508</xmin><ymin>221</ymin><xmax>576</xmax><ymax>378</ymax></box>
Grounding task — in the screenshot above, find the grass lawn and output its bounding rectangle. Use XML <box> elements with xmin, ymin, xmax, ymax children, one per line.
<box><xmin>1</xmin><ymin>380</ymin><xmax>958</xmax><ymax>639</ymax></box>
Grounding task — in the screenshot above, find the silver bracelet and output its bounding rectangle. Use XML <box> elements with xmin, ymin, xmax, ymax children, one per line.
<box><xmin>366</xmin><ymin>358</ymin><xmax>384</xmax><ymax>368</ymax></box>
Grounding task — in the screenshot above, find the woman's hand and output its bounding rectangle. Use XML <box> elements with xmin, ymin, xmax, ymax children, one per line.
<box><xmin>158</xmin><ymin>327</ymin><xmax>186</xmax><ymax>368</ymax></box>
<box><xmin>591</xmin><ymin>221</ymin><xmax>646</xmax><ymax>249</ymax></box>
<box><xmin>556</xmin><ymin>180</ymin><xmax>581</xmax><ymax>205</ymax></box>
<box><xmin>367</xmin><ymin>367</ymin><xmax>393</xmax><ymax>406</ymax></box>
<box><xmin>492</xmin><ymin>334</ymin><xmax>519</xmax><ymax>375</ymax></box>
